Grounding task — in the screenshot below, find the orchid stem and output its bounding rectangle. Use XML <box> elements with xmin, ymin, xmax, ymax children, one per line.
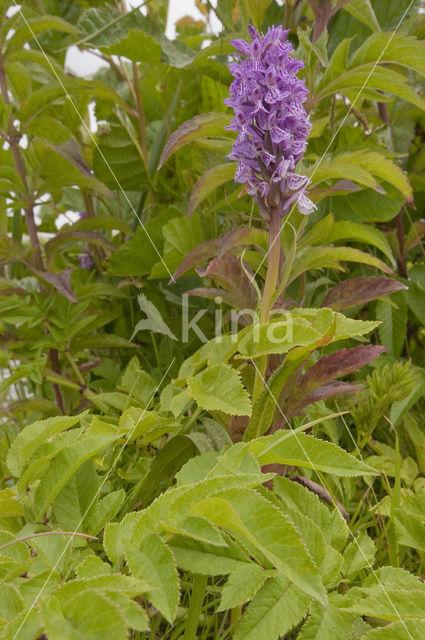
<box><xmin>252</xmin><ymin>207</ymin><xmax>282</xmax><ymax>404</ymax></box>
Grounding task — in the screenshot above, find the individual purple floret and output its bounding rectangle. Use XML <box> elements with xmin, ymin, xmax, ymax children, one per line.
<box><xmin>79</xmin><ymin>252</ymin><xmax>94</xmax><ymax>269</ymax></box>
<box><xmin>225</xmin><ymin>25</ymin><xmax>315</xmax><ymax>217</ymax></box>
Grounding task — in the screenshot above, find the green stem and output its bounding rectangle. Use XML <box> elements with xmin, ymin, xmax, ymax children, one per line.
<box><xmin>183</xmin><ymin>574</ymin><xmax>207</xmax><ymax>640</ymax></box>
<box><xmin>252</xmin><ymin>207</ymin><xmax>282</xmax><ymax>403</ymax></box>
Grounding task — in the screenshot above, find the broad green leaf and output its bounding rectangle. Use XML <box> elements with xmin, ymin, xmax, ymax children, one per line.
<box><xmin>341</xmin><ymin>586</ymin><xmax>425</xmax><ymax>620</ymax></box>
<box><xmin>41</xmin><ymin>591</ymin><xmax>127</xmax><ymax>640</ymax></box>
<box><xmin>0</xmin><ymin>488</ymin><xmax>24</xmax><ymax>516</ymax></box>
<box><xmin>159</xmin><ymin>112</ymin><xmax>232</xmax><ymax>168</ymax></box>
<box><xmin>248</xmin><ymin>432</ymin><xmax>376</xmax><ymax>476</ymax></box>
<box><xmin>351</xmin><ymin>32</ymin><xmax>425</xmax><ymax>77</ymax></box>
<box><xmin>187</xmin><ymin>364</ymin><xmax>252</xmax><ymax>416</ymax></box>
<box><xmin>188</xmin><ymin>163</ymin><xmax>237</xmax><ymax>215</ymax></box>
<box><xmin>274</xmin><ymin>477</ymin><xmax>348</xmax><ymax>552</ymax></box>
<box><xmin>33</xmin><ymin>434</ymin><xmax>117</xmax><ymax>520</ymax></box>
<box><xmin>0</xmin><ymin>584</ymin><xmax>25</xmax><ymax>621</ymax></box>
<box><xmin>52</xmin><ymin>460</ymin><xmax>99</xmax><ymax>532</ymax></box>
<box><xmin>218</xmin><ymin>564</ymin><xmax>272</xmax><ymax>611</ymax></box>
<box><xmin>233</xmin><ymin>576</ymin><xmax>310</xmax><ymax>640</ymax></box>
<box><xmin>6</xmin><ymin>415</ymin><xmax>81</xmax><ymax>477</ymax></box>
<box><xmin>6</xmin><ymin>16</ymin><xmax>77</xmax><ymax>54</ymax></box>
<box><xmin>126</xmin><ymin>534</ymin><xmax>179</xmax><ymax>623</ymax></box>
<box><xmin>291</xmin><ymin>246</ymin><xmax>392</xmax><ymax>281</ymax></box>
<box><xmin>298</xmin><ymin>594</ymin><xmax>359</xmax><ymax>640</ymax></box>
<box><xmin>362</xmin><ymin>619</ymin><xmax>425</xmax><ymax>638</ymax></box>
<box><xmin>86</xmin><ymin>490</ymin><xmax>126</xmax><ymax>536</ymax></box>
<box><xmin>343</xmin><ymin>0</ymin><xmax>380</xmax><ymax>30</ymax></box>
<box><xmin>192</xmin><ymin>489</ymin><xmax>327</xmax><ymax>604</ymax></box>
<box><xmin>343</xmin><ymin>532</ymin><xmax>376</xmax><ymax>579</ymax></box>
<box><xmin>244</xmin><ymin>0</ymin><xmax>272</xmax><ymax>28</ymax></box>
<box><xmin>170</xmin><ymin>534</ymin><xmax>251</xmax><ymax>575</ymax></box>
<box><xmin>150</xmin><ymin>212</ymin><xmax>212</xmax><ymax>279</ymax></box>
<box><xmin>165</xmin><ymin>515</ymin><xmax>226</xmax><ymax>546</ymax></box>
<box><xmin>132</xmin><ymin>435</ymin><xmax>199</xmax><ymax>508</ymax></box>
<box><xmin>237</xmin><ymin>317</ymin><xmax>321</xmax><ymax>358</ymax></box>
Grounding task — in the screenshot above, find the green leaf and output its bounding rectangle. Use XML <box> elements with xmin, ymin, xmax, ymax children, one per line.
<box><xmin>159</xmin><ymin>112</ymin><xmax>232</xmax><ymax>168</ymax></box>
<box><xmin>132</xmin><ymin>435</ymin><xmax>199</xmax><ymax>508</ymax></box>
<box><xmin>188</xmin><ymin>163</ymin><xmax>237</xmax><ymax>215</ymax></box>
<box><xmin>192</xmin><ymin>489</ymin><xmax>327</xmax><ymax>604</ymax></box>
<box><xmin>218</xmin><ymin>564</ymin><xmax>271</xmax><ymax>611</ymax></box>
<box><xmin>52</xmin><ymin>460</ymin><xmax>99</xmax><ymax>532</ymax></box>
<box><xmin>40</xmin><ymin>591</ymin><xmax>127</xmax><ymax>640</ymax></box>
<box><xmin>33</xmin><ymin>434</ymin><xmax>117</xmax><ymax>520</ymax></box>
<box><xmin>86</xmin><ymin>489</ymin><xmax>125</xmax><ymax>535</ymax></box>
<box><xmin>233</xmin><ymin>576</ymin><xmax>310</xmax><ymax>640</ymax></box>
<box><xmin>351</xmin><ymin>32</ymin><xmax>425</xmax><ymax>77</ymax></box>
<box><xmin>376</xmin><ymin>291</ymin><xmax>407</xmax><ymax>358</ymax></box>
<box><xmin>244</xmin><ymin>0</ymin><xmax>272</xmax><ymax>29</ymax></box>
<box><xmin>343</xmin><ymin>0</ymin><xmax>380</xmax><ymax>31</ymax></box>
<box><xmin>362</xmin><ymin>619</ymin><xmax>425</xmax><ymax>639</ymax></box>
<box><xmin>5</xmin><ymin>16</ymin><xmax>77</xmax><ymax>54</ymax></box>
<box><xmin>297</xmin><ymin>594</ymin><xmax>358</xmax><ymax>640</ymax></box>
<box><xmin>187</xmin><ymin>364</ymin><xmax>252</xmax><ymax>416</ymax></box>
<box><xmin>170</xmin><ymin>534</ymin><xmax>250</xmax><ymax>575</ymax></box>
<box><xmin>291</xmin><ymin>246</ymin><xmax>392</xmax><ymax>281</ymax></box>
<box><xmin>248</xmin><ymin>432</ymin><xmax>376</xmax><ymax>476</ymax></box>
<box><xmin>126</xmin><ymin>534</ymin><xmax>179</xmax><ymax>623</ymax></box>
<box><xmin>6</xmin><ymin>415</ymin><xmax>81</xmax><ymax>477</ymax></box>
<box><xmin>343</xmin><ymin>532</ymin><xmax>376</xmax><ymax>579</ymax></box>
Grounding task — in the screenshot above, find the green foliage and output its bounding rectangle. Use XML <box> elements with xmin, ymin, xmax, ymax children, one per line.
<box><xmin>1</xmin><ymin>0</ymin><xmax>425</xmax><ymax>638</ymax></box>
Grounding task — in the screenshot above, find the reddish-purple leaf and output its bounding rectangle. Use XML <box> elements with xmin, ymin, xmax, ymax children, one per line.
<box><xmin>404</xmin><ymin>219</ymin><xmax>425</xmax><ymax>253</ymax></box>
<box><xmin>321</xmin><ymin>277</ymin><xmax>407</xmax><ymax>311</ymax></box>
<box><xmin>33</xmin><ymin>269</ymin><xmax>77</xmax><ymax>302</ymax></box>
<box><xmin>196</xmin><ymin>254</ymin><xmax>257</xmax><ymax>309</ymax></box>
<box><xmin>171</xmin><ymin>238</ymin><xmax>219</xmax><ymax>282</ymax></box>
<box><xmin>218</xmin><ymin>227</ymin><xmax>268</xmax><ymax>257</ymax></box>
<box><xmin>287</xmin><ymin>345</ymin><xmax>386</xmax><ymax>416</ymax></box>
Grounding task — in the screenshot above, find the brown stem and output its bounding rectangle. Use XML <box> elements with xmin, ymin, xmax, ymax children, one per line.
<box><xmin>396</xmin><ymin>209</ymin><xmax>407</xmax><ymax>278</ymax></box>
<box><xmin>48</xmin><ymin>348</ymin><xmax>65</xmax><ymax>414</ymax></box>
<box><xmin>378</xmin><ymin>102</ymin><xmax>390</xmax><ymax>124</ymax></box>
<box><xmin>310</xmin><ymin>0</ymin><xmax>331</xmax><ymax>42</ymax></box>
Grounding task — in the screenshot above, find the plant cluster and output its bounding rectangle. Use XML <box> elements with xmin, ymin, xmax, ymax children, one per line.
<box><xmin>1</xmin><ymin>1</ymin><xmax>425</xmax><ymax>639</ymax></box>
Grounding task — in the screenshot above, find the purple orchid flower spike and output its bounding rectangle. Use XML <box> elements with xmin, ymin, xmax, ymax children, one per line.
<box><xmin>225</xmin><ymin>25</ymin><xmax>315</xmax><ymax>218</ymax></box>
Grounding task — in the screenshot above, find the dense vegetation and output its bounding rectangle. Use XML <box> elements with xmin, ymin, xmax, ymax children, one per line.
<box><xmin>1</xmin><ymin>0</ymin><xmax>425</xmax><ymax>638</ymax></box>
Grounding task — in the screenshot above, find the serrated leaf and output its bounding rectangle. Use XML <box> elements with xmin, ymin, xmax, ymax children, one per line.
<box><xmin>41</xmin><ymin>591</ymin><xmax>127</xmax><ymax>640</ymax></box>
<box><xmin>6</xmin><ymin>415</ymin><xmax>81</xmax><ymax>477</ymax></box>
<box><xmin>33</xmin><ymin>434</ymin><xmax>117</xmax><ymax>519</ymax></box>
<box><xmin>248</xmin><ymin>432</ymin><xmax>376</xmax><ymax>476</ymax></box>
<box><xmin>192</xmin><ymin>489</ymin><xmax>327</xmax><ymax>604</ymax></box>
<box><xmin>343</xmin><ymin>532</ymin><xmax>376</xmax><ymax>579</ymax></box>
<box><xmin>218</xmin><ymin>564</ymin><xmax>271</xmax><ymax>611</ymax></box>
<box><xmin>126</xmin><ymin>534</ymin><xmax>179</xmax><ymax>623</ymax></box>
<box><xmin>233</xmin><ymin>576</ymin><xmax>310</xmax><ymax>640</ymax></box>
<box><xmin>187</xmin><ymin>364</ymin><xmax>251</xmax><ymax>416</ymax></box>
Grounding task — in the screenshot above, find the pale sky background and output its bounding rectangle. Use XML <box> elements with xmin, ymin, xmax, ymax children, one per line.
<box><xmin>66</xmin><ymin>0</ymin><xmax>221</xmax><ymax>76</ymax></box>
